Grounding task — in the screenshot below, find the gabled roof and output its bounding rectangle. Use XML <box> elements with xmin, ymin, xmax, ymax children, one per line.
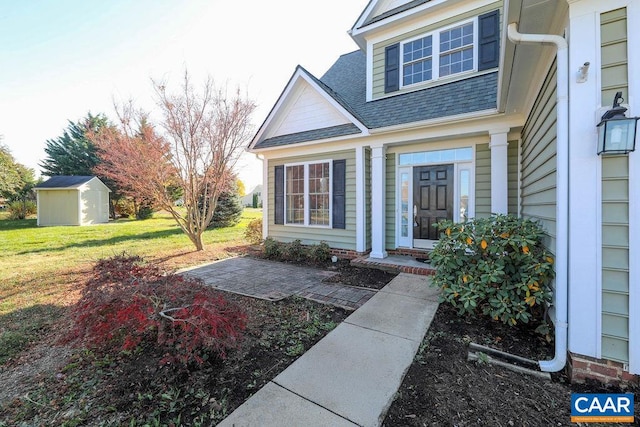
<box><xmin>35</xmin><ymin>176</ymin><xmax>103</xmax><ymax>190</ymax></box>
<box><xmin>249</xmin><ymin>65</ymin><xmax>369</xmax><ymax>150</ymax></box>
<box><xmin>361</xmin><ymin>0</ymin><xmax>432</xmax><ymax>28</ymax></box>
<box><xmin>250</xmin><ymin>51</ymin><xmax>498</xmax><ymax>151</ymax></box>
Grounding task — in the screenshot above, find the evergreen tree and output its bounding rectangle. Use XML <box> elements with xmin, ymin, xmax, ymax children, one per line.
<box><xmin>209</xmin><ymin>180</ymin><xmax>243</xmax><ymax>228</ymax></box>
<box><xmin>40</xmin><ymin>113</ymin><xmax>109</xmax><ymax>176</ymax></box>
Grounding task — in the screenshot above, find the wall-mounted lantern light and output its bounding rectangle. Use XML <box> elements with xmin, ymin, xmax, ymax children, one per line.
<box><xmin>597</xmin><ymin>92</ymin><xmax>638</xmax><ymax>155</ymax></box>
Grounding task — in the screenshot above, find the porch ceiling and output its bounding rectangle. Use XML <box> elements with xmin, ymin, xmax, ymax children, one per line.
<box><xmin>500</xmin><ymin>0</ymin><xmax>569</xmax><ymax>115</ymax></box>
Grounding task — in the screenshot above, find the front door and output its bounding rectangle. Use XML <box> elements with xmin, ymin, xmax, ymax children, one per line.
<box><xmin>413</xmin><ymin>164</ymin><xmax>454</xmax><ymax>241</ymax></box>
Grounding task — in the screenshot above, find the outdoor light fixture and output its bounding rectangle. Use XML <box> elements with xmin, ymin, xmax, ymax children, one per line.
<box><xmin>596</xmin><ymin>91</ymin><xmax>639</xmax><ymax>155</ymax></box>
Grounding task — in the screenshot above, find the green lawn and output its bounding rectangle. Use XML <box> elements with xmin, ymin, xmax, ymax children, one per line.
<box><xmin>0</xmin><ymin>208</ymin><xmax>262</xmax><ymax>364</ymax></box>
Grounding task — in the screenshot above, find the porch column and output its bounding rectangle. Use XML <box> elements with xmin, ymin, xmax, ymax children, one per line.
<box><xmin>370</xmin><ymin>144</ymin><xmax>388</xmax><ymax>259</ymax></box>
<box><xmin>489</xmin><ymin>128</ymin><xmax>510</xmax><ymax>214</ymax></box>
<box><xmin>355</xmin><ymin>146</ymin><xmax>366</xmax><ymax>253</ymax></box>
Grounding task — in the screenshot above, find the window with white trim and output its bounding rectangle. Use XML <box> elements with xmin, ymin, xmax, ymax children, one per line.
<box><xmin>439</xmin><ymin>23</ymin><xmax>474</xmax><ymax>77</ymax></box>
<box><xmin>401</xmin><ymin>19</ymin><xmax>476</xmax><ymax>87</ymax></box>
<box><xmin>285</xmin><ymin>161</ymin><xmax>331</xmax><ymax>226</ymax></box>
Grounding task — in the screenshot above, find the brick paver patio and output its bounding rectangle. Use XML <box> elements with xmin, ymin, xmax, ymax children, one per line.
<box><xmin>181</xmin><ymin>257</ymin><xmax>377</xmax><ymax>310</ymax></box>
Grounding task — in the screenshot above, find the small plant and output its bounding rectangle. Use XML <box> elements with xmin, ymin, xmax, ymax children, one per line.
<box><xmin>262</xmin><ymin>238</ymin><xmax>332</xmax><ymax>265</ymax></box>
<box><xmin>475</xmin><ymin>351</ymin><xmax>490</xmax><ymax>365</ymax></box>
<box><xmin>244</xmin><ymin>218</ymin><xmax>263</xmax><ymax>244</ymax></box>
<box><xmin>263</xmin><ymin>237</ymin><xmax>282</xmax><ymax>259</ymax></box>
<box><xmin>430</xmin><ymin>214</ymin><xmax>554</xmax><ymax>329</ymax></box>
<box><xmin>70</xmin><ymin>254</ymin><xmax>247</xmax><ymax>366</ymax></box>
<box><xmin>308</xmin><ymin>241</ymin><xmax>331</xmax><ymax>263</ymax></box>
<box><xmin>282</xmin><ymin>239</ymin><xmax>307</xmax><ymax>262</ymax></box>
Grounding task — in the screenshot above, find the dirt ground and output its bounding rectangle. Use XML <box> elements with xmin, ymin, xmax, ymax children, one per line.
<box><xmin>2</xmin><ymin>255</ymin><xmax>638</xmax><ymax>426</ymax></box>
<box><xmin>0</xmin><ymin>257</ymin><xmax>395</xmax><ymax>426</ymax></box>
<box><xmin>384</xmin><ymin>303</ymin><xmax>640</xmax><ymax>426</ymax></box>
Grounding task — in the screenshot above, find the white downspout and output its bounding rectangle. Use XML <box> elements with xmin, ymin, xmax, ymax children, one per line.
<box><xmin>507</xmin><ymin>23</ymin><xmax>568</xmax><ymax>373</ymax></box>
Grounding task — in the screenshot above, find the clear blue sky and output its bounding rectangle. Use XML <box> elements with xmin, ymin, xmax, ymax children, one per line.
<box><xmin>0</xmin><ymin>0</ymin><xmax>368</xmax><ymax>190</ymax></box>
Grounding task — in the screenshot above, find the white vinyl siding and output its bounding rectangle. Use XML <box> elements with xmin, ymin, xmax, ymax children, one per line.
<box><xmin>268</xmin><ymin>150</ymin><xmax>356</xmax><ymax>250</ymax></box>
<box><xmin>600</xmin><ymin>8</ymin><xmax>629</xmax><ymax>364</ymax></box>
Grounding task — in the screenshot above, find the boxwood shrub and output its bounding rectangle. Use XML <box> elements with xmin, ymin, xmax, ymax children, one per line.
<box><xmin>429</xmin><ymin>214</ymin><xmax>554</xmax><ymax>330</ymax></box>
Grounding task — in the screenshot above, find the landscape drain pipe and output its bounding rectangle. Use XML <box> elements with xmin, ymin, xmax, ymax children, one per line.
<box><xmin>507</xmin><ymin>23</ymin><xmax>568</xmax><ymax>373</ymax></box>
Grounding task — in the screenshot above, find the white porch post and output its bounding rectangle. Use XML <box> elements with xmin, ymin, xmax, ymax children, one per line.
<box><xmin>262</xmin><ymin>157</ymin><xmax>268</xmax><ymax>240</ymax></box>
<box><xmin>355</xmin><ymin>146</ymin><xmax>366</xmax><ymax>253</ymax></box>
<box><xmin>370</xmin><ymin>144</ymin><xmax>388</xmax><ymax>259</ymax></box>
<box><xmin>489</xmin><ymin>128</ymin><xmax>510</xmax><ymax>214</ymax></box>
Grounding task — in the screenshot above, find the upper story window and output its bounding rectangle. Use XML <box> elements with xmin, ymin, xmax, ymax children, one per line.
<box><xmin>439</xmin><ymin>22</ymin><xmax>474</xmax><ymax>77</ymax></box>
<box><xmin>401</xmin><ymin>19</ymin><xmax>475</xmax><ymax>88</ymax></box>
<box><xmin>403</xmin><ymin>35</ymin><xmax>433</xmax><ymax>85</ymax></box>
<box><xmin>384</xmin><ymin>10</ymin><xmax>499</xmax><ymax>94</ymax></box>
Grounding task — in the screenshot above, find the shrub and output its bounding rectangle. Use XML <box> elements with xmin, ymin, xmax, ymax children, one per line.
<box><xmin>7</xmin><ymin>200</ymin><xmax>36</xmax><ymax>219</ymax></box>
<box><xmin>282</xmin><ymin>239</ymin><xmax>307</xmax><ymax>262</ymax></box>
<box><xmin>263</xmin><ymin>237</ymin><xmax>282</xmax><ymax>259</ymax></box>
<box><xmin>244</xmin><ymin>218</ymin><xmax>263</xmax><ymax>244</ymax></box>
<box><xmin>429</xmin><ymin>215</ymin><xmax>554</xmax><ymax>329</ymax></box>
<box><xmin>71</xmin><ymin>255</ymin><xmax>246</xmax><ymax>366</ymax></box>
<box><xmin>114</xmin><ymin>198</ymin><xmax>135</xmax><ymax>218</ymax></box>
<box><xmin>136</xmin><ymin>203</ymin><xmax>154</xmax><ymax>220</ymax></box>
<box><xmin>262</xmin><ymin>239</ymin><xmax>332</xmax><ymax>265</ymax></box>
<box><xmin>309</xmin><ymin>241</ymin><xmax>331</xmax><ymax>263</ymax></box>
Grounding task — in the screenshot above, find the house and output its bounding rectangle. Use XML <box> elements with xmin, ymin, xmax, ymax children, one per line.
<box><xmin>248</xmin><ymin>0</ymin><xmax>639</xmax><ymax>384</ymax></box>
<box><xmin>242</xmin><ymin>184</ymin><xmax>263</xmax><ymax>208</ymax></box>
<box><xmin>34</xmin><ymin>176</ymin><xmax>111</xmax><ymax>226</ymax></box>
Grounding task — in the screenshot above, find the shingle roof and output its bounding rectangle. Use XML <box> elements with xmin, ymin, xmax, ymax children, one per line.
<box><xmin>256</xmin><ymin>124</ymin><xmax>362</xmax><ymax>149</ymax></box>
<box><xmin>321</xmin><ymin>51</ymin><xmax>497</xmax><ymax>129</ymax></box>
<box><xmin>254</xmin><ymin>50</ymin><xmax>497</xmax><ymax>149</ymax></box>
<box><xmin>35</xmin><ymin>176</ymin><xmax>96</xmax><ymax>189</ymax></box>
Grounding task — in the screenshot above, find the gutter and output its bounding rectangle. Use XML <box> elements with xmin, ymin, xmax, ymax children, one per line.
<box><xmin>507</xmin><ymin>23</ymin><xmax>569</xmax><ymax>373</ymax></box>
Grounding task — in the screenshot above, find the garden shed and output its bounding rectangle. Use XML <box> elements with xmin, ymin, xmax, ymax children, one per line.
<box><xmin>34</xmin><ymin>176</ymin><xmax>111</xmax><ymax>226</ymax></box>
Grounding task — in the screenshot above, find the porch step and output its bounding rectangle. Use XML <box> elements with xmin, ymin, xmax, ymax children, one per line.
<box><xmin>351</xmin><ymin>254</ymin><xmax>436</xmax><ymax>276</ymax></box>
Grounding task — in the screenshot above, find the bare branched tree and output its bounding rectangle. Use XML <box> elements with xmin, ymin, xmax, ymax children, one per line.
<box><xmin>91</xmin><ymin>71</ymin><xmax>255</xmax><ymax>250</ymax></box>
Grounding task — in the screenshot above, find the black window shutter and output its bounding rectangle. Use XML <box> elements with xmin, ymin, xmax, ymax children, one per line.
<box><xmin>274</xmin><ymin>165</ymin><xmax>284</xmax><ymax>225</ymax></box>
<box><xmin>478</xmin><ymin>10</ymin><xmax>500</xmax><ymax>71</ymax></box>
<box><xmin>384</xmin><ymin>43</ymin><xmax>400</xmax><ymax>93</ymax></box>
<box><xmin>332</xmin><ymin>160</ymin><xmax>346</xmax><ymax>229</ymax></box>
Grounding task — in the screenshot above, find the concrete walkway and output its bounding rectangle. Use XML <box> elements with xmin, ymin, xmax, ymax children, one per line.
<box><xmin>218</xmin><ymin>273</ymin><xmax>440</xmax><ymax>427</ymax></box>
<box><xmin>181</xmin><ymin>257</ymin><xmax>377</xmax><ymax>310</ymax></box>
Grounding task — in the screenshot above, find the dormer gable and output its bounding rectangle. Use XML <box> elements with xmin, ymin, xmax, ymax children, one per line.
<box><xmin>351</xmin><ymin>0</ymin><xmax>502</xmax><ymax>102</ymax></box>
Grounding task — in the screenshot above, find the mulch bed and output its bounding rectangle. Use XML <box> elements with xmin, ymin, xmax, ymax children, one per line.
<box><xmin>322</xmin><ymin>259</ymin><xmax>398</xmax><ymax>290</ymax></box>
<box><xmin>0</xmin><ymin>258</ymin><xmax>397</xmax><ymax>426</ymax></box>
<box><xmin>384</xmin><ymin>303</ymin><xmax>640</xmax><ymax>426</ymax></box>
